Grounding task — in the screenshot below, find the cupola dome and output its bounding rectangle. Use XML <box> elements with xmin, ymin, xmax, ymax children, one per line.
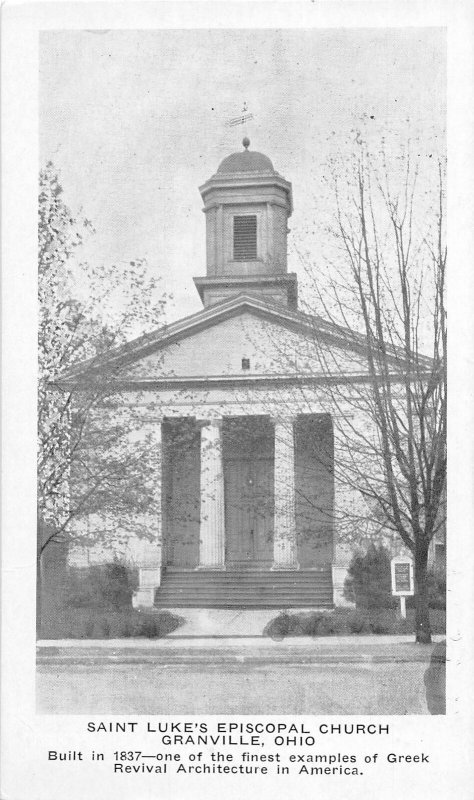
<box><xmin>217</xmin><ymin>145</ymin><xmax>275</xmax><ymax>174</ymax></box>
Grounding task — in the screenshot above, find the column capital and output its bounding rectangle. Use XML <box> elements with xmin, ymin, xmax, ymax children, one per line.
<box><xmin>196</xmin><ymin>417</ymin><xmax>223</xmax><ymax>430</ymax></box>
<box><xmin>271</xmin><ymin>414</ymin><xmax>298</xmax><ymax>427</ymax></box>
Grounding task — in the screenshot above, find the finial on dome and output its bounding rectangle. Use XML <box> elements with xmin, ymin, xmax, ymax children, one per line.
<box><xmin>242</xmin><ymin>137</ymin><xmax>250</xmax><ymax>150</ymax></box>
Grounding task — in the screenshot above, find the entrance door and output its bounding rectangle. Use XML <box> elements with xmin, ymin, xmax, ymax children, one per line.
<box><xmin>224</xmin><ymin>456</ymin><xmax>274</xmax><ymax>566</ymax></box>
<box><xmin>223</xmin><ymin>416</ymin><xmax>274</xmax><ymax>567</ymax></box>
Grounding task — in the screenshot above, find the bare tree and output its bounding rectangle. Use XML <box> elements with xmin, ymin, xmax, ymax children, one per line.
<box><xmin>295</xmin><ymin>141</ymin><xmax>446</xmax><ymax>643</ymax></box>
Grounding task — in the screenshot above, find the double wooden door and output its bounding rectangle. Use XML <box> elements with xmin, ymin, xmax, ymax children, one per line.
<box><xmin>224</xmin><ymin>455</ymin><xmax>274</xmax><ymax>566</ymax></box>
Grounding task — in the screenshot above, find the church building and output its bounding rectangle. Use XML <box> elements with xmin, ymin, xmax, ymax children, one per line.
<box><xmin>69</xmin><ymin>139</ymin><xmax>417</xmax><ymax>610</ymax></box>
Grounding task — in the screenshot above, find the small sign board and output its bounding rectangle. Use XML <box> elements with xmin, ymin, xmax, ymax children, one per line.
<box><xmin>391</xmin><ymin>556</ymin><xmax>414</xmax><ymax>596</ymax></box>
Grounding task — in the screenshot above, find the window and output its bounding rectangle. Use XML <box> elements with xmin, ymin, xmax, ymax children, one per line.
<box><xmin>241</xmin><ymin>358</ymin><xmax>250</xmax><ymax>370</ymax></box>
<box><xmin>233</xmin><ymin>215</ymin><xmax>257</xmax><ymax>261</ymax></box>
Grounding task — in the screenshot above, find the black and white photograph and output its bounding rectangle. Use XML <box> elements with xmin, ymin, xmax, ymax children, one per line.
<box><xmin>1</xmin><ymin>2</ymin><xmax>473</xmax><ymax>799</ymax></box>
<box><xmin>36</xmin><ymin>23</ymin><xmax>447</xmax><ymax>715</ymax></box>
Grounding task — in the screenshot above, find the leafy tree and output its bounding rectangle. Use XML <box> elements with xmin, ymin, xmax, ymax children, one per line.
<box><xmin>38</xmin><ymin>162</ymin><xmax>167</xmax><ymax>562</ymax></box>
<box><xmin>343</xmin><ymin>544</ymin><xmax>395</xmax><ymax>610</ymax></box>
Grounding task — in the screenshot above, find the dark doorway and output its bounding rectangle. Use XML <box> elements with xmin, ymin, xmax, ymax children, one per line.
<box><xmin>163</xmin><ymin>418</ymin><xmax>200</xmax><ymax>567</ymax></box>
<box><xmin>295</xmin><ymin>414</ymin><xmax>334</xmax><ymax>566</ymax></box>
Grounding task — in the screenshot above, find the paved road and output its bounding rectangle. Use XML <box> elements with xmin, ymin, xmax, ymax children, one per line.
<box><xmin>37</xmin><ymin>659</ymin><xmax>437</xmax><ymax>715</ymax></box>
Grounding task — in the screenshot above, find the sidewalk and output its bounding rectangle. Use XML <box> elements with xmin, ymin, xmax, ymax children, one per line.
<box><xmin>37</xmin><ymin>634</ymin><xmax>446</xmax><ymax>666</ymax></box>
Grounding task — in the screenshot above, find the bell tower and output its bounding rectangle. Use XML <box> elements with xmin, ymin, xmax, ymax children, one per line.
<box><xmin>194</xmin><ymin>139</ymin><xmax>297</xmax><ymax>309</ymax></box>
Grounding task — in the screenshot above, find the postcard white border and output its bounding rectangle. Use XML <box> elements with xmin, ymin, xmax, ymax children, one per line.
<box><xmin>2</xmin><ymin>2</ymin><xmax>473</xmax><ymax>798</ymax></box>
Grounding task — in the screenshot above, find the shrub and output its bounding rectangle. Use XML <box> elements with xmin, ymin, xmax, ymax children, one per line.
<box><xmin>66</xmin><ymin>562</ymin><xmax>138</xmax><ymax>611</ymax></box>
<box><xmin>318</xmin><ymin>614</ymin><xmax>348</xmax><ymax>635</ymax></box>
<box><xmin>303</xmin><ymin>613</ymin><xmax>324</xmax><ymax>637</ymax></box>
<box><xmin>136</xmin><ymin>616</ymin><xmax>157</xmax><ymax>638</ymax></box>
<box><xmin>288</xmin><ymin>616</ymin><xmax>306</xmax><ymax>637</ymax></box>
<box><xmin>315</xmin><ymin>616</ymin><xmax>333</xmax><ymax>635</ymax></box>
<box><xmin>154</xmin><ymin>610</ymin><xmax>183</xmax><ymax>637</ymax></box>
<box><xmin>135</xmin><ymin>612</ymin><xmax>182</xmax><ymax>638</ymax></box>
<box><xmin>262</xmin><ymin>607</ymin><xmax>445</xmax><ymax>637</ymax></box>
<box><xmin>101</xmin><ymin>563</ymin><xmax>137</xmax><ymax>610</ymax></box>
<box><xmin>264</xmin><ymin>611</ymin><xmax>349</xmax><ymax>638</ymax></box>
<box><xmin>120</xmin><ymin>622</ymin><xmax>134</xmax><ymax>638</ymax></box>
<box><xmin>83</xmin><ymin>617</ymin><xmax>95</xmax><ymax>638</ymax></box>
<box><xmin>368</xmin><ymin>614</ymin><xmax>390</xmax><ymax>635</ymax></box>
<box><xmin>347</xmin><ymin>610</ymin><xmax>371</xmax><ymax>634</ymax></box>
<box><xmin>100</xmin><ymin>619</ymin><xmax>111</xmax><ymax>638</ymax></box>
<box><xmin>344</xmin><ymin>544</ymin><xmax>396</xmax><ymax>610</ymax></box>
<box><xmin>39</xmin><ymin>594</ymin><xmax>184</xmax><ymax>639</ymax></box>
<box><xmin>264</xmin><ymin>612</ymin><xmax>291</xmax><ymax>640</ymax></box>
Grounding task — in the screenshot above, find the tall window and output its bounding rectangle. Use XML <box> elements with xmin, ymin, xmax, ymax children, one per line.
<box><xmin>233</xmin><ymin>215</ymin><xmax>257</xmax><ymax>260</ymax></box>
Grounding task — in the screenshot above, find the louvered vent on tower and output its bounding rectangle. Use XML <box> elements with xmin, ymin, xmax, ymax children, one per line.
<box><xmin>233</xmin><ymin>215</ymin><xmax>257</xmax><ymax>261</ymax></box>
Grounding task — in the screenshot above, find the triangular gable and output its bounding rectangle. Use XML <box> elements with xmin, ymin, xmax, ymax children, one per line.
<box><xmin>64</xmin><ymin>293</ymin><xmax>424</xmax><ymax>385</ymax></box>
<box><xmin>117</xmin><ymin>309</ymin><xmax>370</xmax><ymax>380</ymax></box>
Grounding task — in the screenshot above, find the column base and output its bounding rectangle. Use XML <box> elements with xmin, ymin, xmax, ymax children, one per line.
<box><xmin>132</xmin><ymin>567</ymin><xmax>162</xmax><ymax>609</ymax></box>
<box><xmin>271</xmin><ymin>562</ymin><xmax>300</xmax><ymax>571</ymax></box>
<box><xmin>332</xmin><ymin>564</ymin><xmax>355</xmax><ymax>607</ymax></box>
<box><xmin>195</xmin><ymin>564</ymin><xmax>226</xmax><ymax>571</ymax></box>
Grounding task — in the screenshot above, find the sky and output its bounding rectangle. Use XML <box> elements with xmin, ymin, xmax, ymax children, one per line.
<box><xmin>40</xmin><ymin>27</ymin><xmax>446</xmax><ymax>325</ymax></box>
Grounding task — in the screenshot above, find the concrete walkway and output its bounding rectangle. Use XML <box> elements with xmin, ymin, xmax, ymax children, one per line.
<box><xmin>165</xmin><ymin>608</ymin><xmax>281</xmax><ymax>636</ymax></box>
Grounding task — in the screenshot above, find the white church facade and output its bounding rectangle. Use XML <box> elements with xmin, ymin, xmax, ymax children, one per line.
<box><xmin>69</xmin><ymin>140</ymin><xmax>428</xmax><ymax>610</ymax></box>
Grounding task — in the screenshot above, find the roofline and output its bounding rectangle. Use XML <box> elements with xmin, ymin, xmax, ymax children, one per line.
<box><xmin>63</xmin><ymin>291</ymin><xmax>433</xmax><ymax>382</ymax></box>
<box><xmin>199</xmin><ymin>172</ymin><xmax>293</xmax><ymax>215</ymax></box>
<box><xmin>57</xmin><ymin>369</ymin><xmax>436</xmax><ymax>393</ymax></box>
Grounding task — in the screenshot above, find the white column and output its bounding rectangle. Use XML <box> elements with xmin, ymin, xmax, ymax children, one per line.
<box><xmin>197</xmin><ymin>418</ymin><xmax>225</xmax><ymax>569</ymax></box>
<box><xmin>272</xmin><ymin>416</ymin><xmax>299</xmax><ymax>570</ymax></box>
<box><xmin>132</xmin><ymin>419</ymin><xmax>163</xmax><ymax>608</ymax></box>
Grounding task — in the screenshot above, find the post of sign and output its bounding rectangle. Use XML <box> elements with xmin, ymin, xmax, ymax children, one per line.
<box><xmin>400</xmin><ymin>595</ymin><xmax>407</xmax><ymax>620</ymax></box>
<box><xmin>391</xmin><ymin>556</ymin><xmax>414</xmax><ymax>619</ymax></box>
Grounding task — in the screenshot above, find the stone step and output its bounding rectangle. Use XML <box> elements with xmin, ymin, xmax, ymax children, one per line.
<box><xmin>155</xmin><ymin>566</ymin><xmax>333</xmax><ymax>610</ymax></box>
<box><xmin>160</xmin><ymin>581</ymin><xmax>333</xmax><ymax>589</ymax></box>
<box><xmin>156</xmin><ymin>602</ymin><xmax>334</xmax><ymax>608</ymax></box>
<box><xmin>155</xmin><ymin>568</ymin><xmax>334</xmax><ymax>608</ymax></box>
<box><xmin>157</xmin><ymin>595</ymin><xmax>333</xmax><ymax>603</ymax></box>
<box><xmin>162</xmin><ymin>572</ymin><xmax>332</xmax><ymax>578</ymax></box>
<box><xmin>165</xmin><ymin>568</ymin><xmax>331</xmax><ymax>574</ymax></box>
<box><xmin>158</xmin><ymin>581</ymin><xmax>332</xmax><ymax>587</ymax></box>
<box><xmin>161</xmin><ymin>572</ymin><xmax>332</xmax><ymax>580</ymax></box>
<box><xmin>159</xmin><ymin>584</ymin><xmax>333</xmax><ymax>591</ymax></box>
<box><xmin>155</xmin><ymin>601</ymin><xmax>334</xmax><ymax>609</ymax></box>
<box><xmin>158</xmin><ymin>586</ymin><xmax>332</xmax><ymax>593</ymax></box>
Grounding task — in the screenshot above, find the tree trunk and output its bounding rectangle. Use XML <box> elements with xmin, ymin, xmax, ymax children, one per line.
<box><xmin>37</xmin><ymin>554</ymin><xmax>44</xmax><ymax>638</ymax></box>
<box><xmin>37</xmin><ymin>516</ymin><xmax>46</xmax><ymax>638</ymax></box>
<box><xmin>414</xmin><ymin>544</ymin><xmax>432</xmax><ymax>643</ymax></box>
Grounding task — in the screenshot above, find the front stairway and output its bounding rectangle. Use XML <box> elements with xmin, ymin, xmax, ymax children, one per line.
<box><xmin>154</xmin><ymin>567</ymin><xmax>334</xmax><ymax>609</ymax></box>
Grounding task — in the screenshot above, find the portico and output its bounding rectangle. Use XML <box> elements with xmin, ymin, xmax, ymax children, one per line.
<box><xmin>134</xmin><ymin>411</ymin><xmax>335</xmax><ymax>607</ymax></box>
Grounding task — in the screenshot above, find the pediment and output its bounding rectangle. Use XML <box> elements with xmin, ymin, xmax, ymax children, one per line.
<box><xmin>66</xmin><ymin>294</ymin><xmax>409</xmax><ymax>386</ymax></box>
<box><xmin>117</xmin><ymin>310</ymin><xmax>368</xmax><ymax>380</ymax></box>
